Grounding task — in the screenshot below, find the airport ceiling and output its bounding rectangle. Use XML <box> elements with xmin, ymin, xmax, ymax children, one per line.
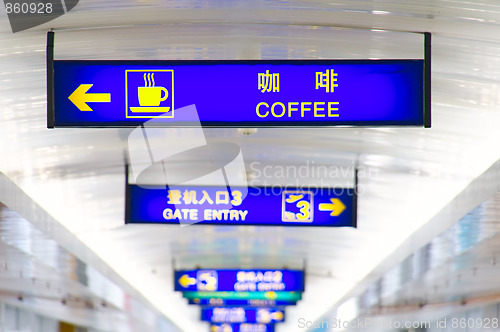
<box><xmin>1</xmin><ymin>1</ymin><xmax>500</xmax><ymax>331</ymax></box>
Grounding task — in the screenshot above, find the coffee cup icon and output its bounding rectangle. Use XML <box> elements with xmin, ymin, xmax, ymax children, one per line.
<box><xmin>127</xmin><ymin>70</ymin><xmax>174</xmax><ymax>116</ymax></box>
<box><xmin>138</xmin><ymin>86</ymin><xmax>169</xmax><ymax>106</ymax></box>
<box><xmin>138</xmin><ymin>73</ymin><xmax>169</xmax><ymax>107</ymax></box>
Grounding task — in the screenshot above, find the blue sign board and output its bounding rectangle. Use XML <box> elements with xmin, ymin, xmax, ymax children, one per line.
<box><xmin>210</xmin><ymin>323</ymin><xmax>275</xmax><ymax>332</ymax></box>
<box><xmin>126</xmin><ymin>185</ymin><xmax>356</xmax><ymax>227</ymax></box>
<box><xmin>189</xmin><ymin>299</ymin><xmax>296</xmax><ymax>307</ymax></box>
<box><xmin>50</xmin><ymin>59</ymin><xmax>428</xmax><ymax>127</ymax></box>
<box><xmin>174</xmin><ymin>269</ymin><xmax>304</xmax><ymax>292</ymax></box>
<box><xmin>201</xmin><ymin>307</ymin><xmax>285</xmax><ymax>324</ymax></box>
<box><xmin>182</xmin><ymin>291</ymin><xmax>302</xmax><ymax>302</ymax></box>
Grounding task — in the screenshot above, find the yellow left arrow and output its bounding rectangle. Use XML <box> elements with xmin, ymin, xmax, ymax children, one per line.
<box><xmin>178</xmin><ymin>274</ymin><xmax>197</xmax><ymax>288</ymax></box>
<box><xmin>68</xmin><ymin>84</ymin><xmax>111</xmax><ymax>111</ymax></box>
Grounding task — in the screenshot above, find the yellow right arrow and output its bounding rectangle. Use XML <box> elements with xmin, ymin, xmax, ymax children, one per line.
<box><xmin>272</xmin><ymin>311</ymin><xmax>284</xmax><ymax>321</ymax></box>
<box><xmin>319</xmin><ymin>198</ymin><xmax>346</xmax><ymax>216</ymax></box>
<box><xmin>68</xmin><ymin>84</ymin><xmax>111</xmax><ymax>111</ymax></box>
<box><xmin>178</xmin><ymin>274</ymin><xmax>197</xmax><ymax>288</ymax></box>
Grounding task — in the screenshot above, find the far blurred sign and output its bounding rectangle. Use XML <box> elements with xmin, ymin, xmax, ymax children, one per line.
<box><xmin>189</xmin><ymin>299</ymin><xmax>296</xmax><ymax>307</ymax></box>
<box><xmin>201</xmin><ymin>307</ymin><xmax>285</xmax><ymax>324</ymax></box>
<box><xmin>174</xmin><ymin>269</ymin><xmax>304</xmax><ymax>292</ymax></box>
<box><xmin>210</xmin><ymin>323</ymin><xmax>275</xmax><ymax>332</ymax></box>
<box><xmin>182</xmin><ymin>291</ymin><xmax>302</xmax><ymax>302</ymax></box>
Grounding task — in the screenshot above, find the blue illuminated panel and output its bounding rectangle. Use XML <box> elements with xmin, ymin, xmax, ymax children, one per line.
<box><xmin>210</xmin><ymin>323</ymin><xmax>275</xmax><ymax>332</ymax></box>
<box><xmin>174</xmin><ymin>269</ymin><xmax>304</xmax><ymax>292</ymax></box>
<box><xmin>182</xmin><ymin>291</ymin><xmax>302</xmax><ymax>302</ymax></box>
<box><xmin>126</xmin><ymin>185</ymin><xmax>356</xmax><ymax>227</ymax></box>
<box><xmin>52</xmin><ymin>60</ymin><xmax>425</xmax><ymax>127</ymax></box>
<box><xmin>201</xmin><ymin>307</ymin><xmax>285</xmax><ymax>324</ymax></box>
<box><xmin>189</xmin><ymin>299</ymin><xmax>296</xmax><ymax>306</ymax></box>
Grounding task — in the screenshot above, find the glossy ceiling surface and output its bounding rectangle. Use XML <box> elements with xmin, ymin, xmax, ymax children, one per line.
<box><xmin>1</xmin><ymin>1</ymin><xmax>500</xmax><ymax>331</ymax></box>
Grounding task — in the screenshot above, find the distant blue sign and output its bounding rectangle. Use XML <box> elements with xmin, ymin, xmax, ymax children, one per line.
<box><xmin>210</xmin><ymin>323</ymin><xmax>275</xmax><ymax>332</ymax></box>
<box><xmin>201</xmin><ymin>307</ymin><xmax>285</xmax><ymax>324</ymax></box>
<box><xmin>189</xmin><ymin>299</ymin><xmax>296</xmax><ymax>307</ymax></box>
<box><xmin>126</xmin><ymin>185</ymin><xmax>356</xmax><ymax>227</ymax></box>
<box><xmin>175</xmin><ymin>269</ymin><xmax>304</xmax><ymax>292</ymax></box>
<box><xmin>50</xmin><ymin>60</ymin><xmax>428</xmax><ymax>127</ymax></box>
